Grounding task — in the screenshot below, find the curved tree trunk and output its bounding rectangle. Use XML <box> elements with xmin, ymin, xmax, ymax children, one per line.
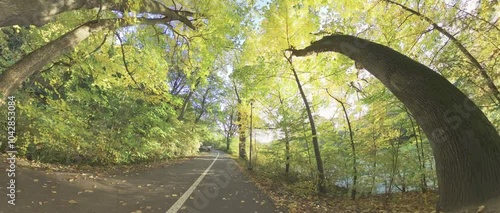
<box><xmin>0</xmin><ymin>19</ymin><xmax>115</xmax><ymax>104</ymax></box>
<box><xmin>290</xmin><ymin>34</ymin><xmax>500</xmax><ymax>211</ymax></box>
<box><xmin>0</xmin><ymin>16</ymin><xmax>192</xmax><ymax>105</ymax></box>
<box><xmin>0</xmin><ymin>0</ymin><xmax>194</xmax><ymax>104</ymax></box>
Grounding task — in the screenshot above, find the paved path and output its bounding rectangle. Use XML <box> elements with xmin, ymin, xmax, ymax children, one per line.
<box><xmin>0</xmin><ymin>150</ymin><xmax>283</xmax><ymax>213</ymax></box>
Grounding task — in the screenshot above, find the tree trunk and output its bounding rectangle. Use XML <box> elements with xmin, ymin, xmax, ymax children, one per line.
<box><xmin>178</xmin><ymin>78</ymin><xmax>201</xmax><ymax>120</ymax></box>
<box><xmin>326</xmin><ymin>90</ymin><xmax>357</xmax><ymax>200</ymax></box>
<box><xmin>233</xmin><ymin>83</ymin><xmax>247</xmax><ymax>160</ymax></box>
<box><xmin>284</xmin><ymin>128</ymin><xmax>291</xmax><ymax>174</ymax></box>
<box><xmin>223</xmin><ymin>109</ymin><xmax>236</xmax><ymax>152</ymax></box>
<box><xmin>286</xmin><ymin>57</ymin><xmax>326</xmax><ymax>193</ymax></box>
<box><xmin>0</xmin><ymin>19</ymin><xmax>113</xmax><ymax>103</ymax></box>
<box><xmin>290</xmin><ymin>34</ymin><xmax>500</xmax><ymax>211</ymax></box>
<box><xmin>195</xmin><ymin>87</ymin><xmax>211</xmax><ymax>124</ymax></box>
<box><xmin>0</xmin><ymin>0</ymin><xmax>195</xmax><ymax>29</ymax></box>
<box><xmin>278</xmin><ymin>92</ymin><xmax>291</xmax><ymax>174</ymax></box>
<box><xmin>0</xmin><ymin>0</ymin><xmax>194</xmax><ymax>104</ymax></box>
<box><xmin>237</xmin><ymin>111</ymin><xmax>247</xmax><ymax>160</ymax></box>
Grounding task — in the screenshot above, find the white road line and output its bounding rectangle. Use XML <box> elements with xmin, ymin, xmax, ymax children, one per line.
<box><xmin>166</xmin><ymin>151</ymin><xmax>220</xmax><ymax>213</ymax></box>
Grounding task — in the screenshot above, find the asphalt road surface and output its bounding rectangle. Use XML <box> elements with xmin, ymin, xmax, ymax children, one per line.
<box><xmin>0</xmin><ymin>150</ymin><xmax>284</xmax><ymax>213</ymax></box>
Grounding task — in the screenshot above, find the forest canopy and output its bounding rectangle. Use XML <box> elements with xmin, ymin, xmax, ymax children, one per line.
<box><xmin>0</xmin><ymin>0</ymin><xmax>499</xmax><ymax>212</ymax></box>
